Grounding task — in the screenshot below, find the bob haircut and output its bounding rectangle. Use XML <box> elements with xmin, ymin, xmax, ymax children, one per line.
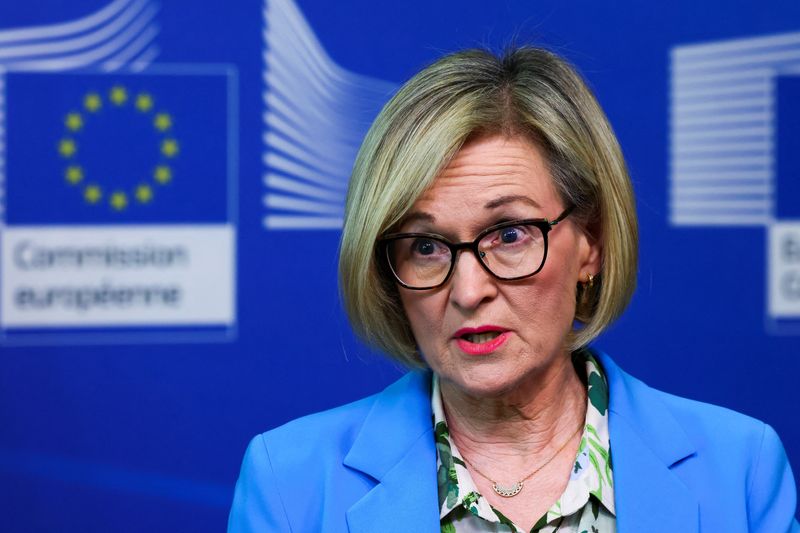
<box><xmin>339</xmin><ymin>46</ymin><xmax>638</xmax><ymax>368</ymax></box>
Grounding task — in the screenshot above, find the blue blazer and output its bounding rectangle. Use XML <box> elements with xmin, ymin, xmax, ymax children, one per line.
<box><xmin>229</xmin><ymin>352</ymin><xmax>799</xmax><ymax>532</ymax></box>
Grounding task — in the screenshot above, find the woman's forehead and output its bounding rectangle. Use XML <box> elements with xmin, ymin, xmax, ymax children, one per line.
<box><xmin>412</xmin><ymin>135</ymin><xmax>559</xmax><ymax>213</ymax></box>
<box><xmin>442</xmin><ymin>135</ymin><xmax>547</xmax><ymax>177</ymax></box>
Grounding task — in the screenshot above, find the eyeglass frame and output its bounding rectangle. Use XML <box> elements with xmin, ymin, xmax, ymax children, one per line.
<box><xmin>377</xmin><ymin>205</ymin><xmax>575</xmax><ymax>290</ymax></box>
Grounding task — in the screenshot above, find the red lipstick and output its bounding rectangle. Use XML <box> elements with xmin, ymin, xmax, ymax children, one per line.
<box><xmin>453</xmin><ymin>325</ymin><xmax>509</xmax><ymax>356</ymax></box>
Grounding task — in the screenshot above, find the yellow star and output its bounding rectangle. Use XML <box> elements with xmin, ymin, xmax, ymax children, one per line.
<box><xmin>109</xmin><ymin>85</ymin><xmax>128</xmax><ymax>106</ymax></box>
<box><xmin>154</xmin><ymin>165</ymin><xmax>172</xmax><ymax>184</ymax></box>
<box><xmin>84</xmin><ymin>185</ymin><xmax>102</xmax><ymax>204</ymax></box>
<box><xmin>84</xmin><ymin>93</ymin><xmax>102</xmax><ymax>113</ymax></box>
<box><xmin>135</xmin><ymin>93</ymin><xmax>154</xmax><ymax>112</ymax></box>
<box><xmin>161</xmin><ymin>138</ymin><xmax>179</xmax><ymax>158</ymax></box>
<box><xmin>65</xmin><ymin>165</ymin><xmax>83</xmax><ymax>184</ymax></box>
<box><xmin>65</xmin><ymin>112</ymin><xmax>83</xmax><ymax>131</ymax></box>
<box><xmin>110</xmin><ymin>191</ymin><xmax>128</xmax><ymax>211</ymax></box>
<box><xmin>154</xmin><ymin>113</ymin><xmax>172</xmax><ymax>132</ymax></box>
<box><xmin>58</xmin><ymin>138</ymin><xmax>77</xmax><ymax>158</ymax></box>
<box><xmin>135</xmin><ymin>184</ymin><xmax>154</xmax><ymax>203</ymax></box>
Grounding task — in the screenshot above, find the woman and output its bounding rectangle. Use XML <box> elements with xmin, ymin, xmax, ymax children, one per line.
<box><xmin>229</xmin><ymin>47</ymin><xmax>799</xmax><ymax>532</ymax></box>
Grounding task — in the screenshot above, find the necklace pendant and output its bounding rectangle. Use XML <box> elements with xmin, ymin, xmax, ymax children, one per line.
<box><xmin>492</xmin><ymin>481</ymin><xmax>523</xmax><ymax>497</ymax></box>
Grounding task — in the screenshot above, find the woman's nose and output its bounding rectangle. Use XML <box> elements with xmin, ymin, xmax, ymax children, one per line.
<box><xmin>448</xmin><ymin>249</ymin><xmax>498</xmax><ymax>311</ymax></box>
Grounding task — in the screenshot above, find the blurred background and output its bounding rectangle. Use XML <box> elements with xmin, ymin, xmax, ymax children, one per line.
<box><xmin>0</xmin><ymin>0</ymin><xmax>798</xmax><ymax>530</ymax></box>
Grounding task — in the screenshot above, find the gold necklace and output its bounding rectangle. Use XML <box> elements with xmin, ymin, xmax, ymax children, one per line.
<box><xmin>460</xmin><ymin>423</ymin><xmax>583</xmax><ymax>498</ymax></box>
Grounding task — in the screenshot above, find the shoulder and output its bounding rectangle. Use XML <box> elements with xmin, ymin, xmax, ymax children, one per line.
<box><xmin>595</xmin><ymin>348</ymin><xmax>768</xmax><ymax>451</ymax></box>
<box><xmin>228</xmin><ymin>391</ymin><xmax>380</xmax><ymax>532</ymax></box>
<box><xmin>645</xmin><ymin>384</ymin><xmax>790</xmax><ymax>488</ymax></box>
<box><xmin>595</xmin><ymin>349</ymin><xmax>798</xmax><ymax>531</ymax></box>
<box><xmin>257</xmin><ymin>369</ymin><xmax>429</xmax><ymax>466</ymax></box>
<box><xmin>653</xmin><ymin>383</ymin><xmax>766</xmax><ymax>450</ymax></box>
<box><xmin>228</xmin><ymin>371</ymin><xmax>432</xmax><ymax>532</ymax></box>
<box><xmin>262</xmin><ymin>390</ymin><xmax>377</xmax><ymax>459</ymax></box>
<box><xmin>637</xmin><ymin>377</ymin><xmax>797</xmax><ymax>530</ymax></box>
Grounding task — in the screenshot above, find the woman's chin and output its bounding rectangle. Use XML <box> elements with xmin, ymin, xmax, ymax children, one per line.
<box><xmin>440</xmin><ymin>370</ymin><xmax>526</xmax><ymax>401</ymax></box>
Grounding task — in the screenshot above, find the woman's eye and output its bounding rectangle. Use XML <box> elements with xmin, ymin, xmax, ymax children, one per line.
<box><xmin>413</xmin><ymin>238</ymin><xmax>439</xmax><ymax>255</ymax></box>
<box><xmin>496</xmin><ymin>226</ymin><xmax>532</xmax><ymax>245</ymax></box>
<box><xmin>500</xmin><ymin>227</ymin><xmax>519</xmax><ymax>243</ymax></box>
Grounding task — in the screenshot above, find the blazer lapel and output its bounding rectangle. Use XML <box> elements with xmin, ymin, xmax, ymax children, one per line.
<box><xmin>598</xmin><ymin>352</ymin><xmax>699</xmax><ymax>533</ymax></box>
<box><xmin>343</xmin><ymin>371</ymin><xmax>439</xmax><ymax>533</ymax></box>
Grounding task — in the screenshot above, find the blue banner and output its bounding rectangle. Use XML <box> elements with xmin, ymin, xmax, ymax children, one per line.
<box><xmin>0</xmin><ymin>0</ymin><xmax>798</xmax><ymax>531</ymax></box>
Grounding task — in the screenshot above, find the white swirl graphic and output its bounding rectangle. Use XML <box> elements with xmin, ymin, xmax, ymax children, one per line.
<box><xmin>262</xmin><ymin>0</ymin><xmax>397</xmax><ymax>230</ymax></box>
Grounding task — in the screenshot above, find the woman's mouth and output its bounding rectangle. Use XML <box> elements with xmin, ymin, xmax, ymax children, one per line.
<box><xmin>462</xmin><ymin>331</ymin><xmax>502</xmax><ymax>343</ymax></box>
<box><xmin>453</xmin><ymin>327</ymin><xmax>509</xmax><ymax>355</ymax></box>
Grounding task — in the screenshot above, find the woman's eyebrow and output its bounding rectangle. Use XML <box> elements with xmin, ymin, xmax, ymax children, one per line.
<box><xmin>401</xmin><ymin>211</ymin><xmax>436</xmax><ymax>226</ymax></box>
<box><xmin>484</xmin><ymin>195</ymin><xmax>541</xmax><ymax>210</ymax></box>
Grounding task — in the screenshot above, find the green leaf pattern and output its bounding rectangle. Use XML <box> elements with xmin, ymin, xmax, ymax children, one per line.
<box><xmin>433</xmin><ymin>348</ymin><xmax>617</xmax><ymax>532</ymax></box>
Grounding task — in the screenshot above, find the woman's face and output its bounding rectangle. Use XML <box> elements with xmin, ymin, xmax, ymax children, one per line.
<box><xmin>397</xmin><ymin>134</ymin><xmax>601</xmax><ymax>398</ymax></box>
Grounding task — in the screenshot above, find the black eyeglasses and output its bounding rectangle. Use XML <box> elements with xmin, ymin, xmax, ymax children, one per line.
<box><xmin>378</xmin><ymin>205</ymin><xmax>574</xmax><ymax>290</ymax></box>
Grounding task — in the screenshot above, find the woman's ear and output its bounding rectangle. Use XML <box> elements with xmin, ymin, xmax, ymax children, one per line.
<box><xmin>578</xmin><ymin>218</ymin><xmax>603</xmax><ymax>279</ymax></box>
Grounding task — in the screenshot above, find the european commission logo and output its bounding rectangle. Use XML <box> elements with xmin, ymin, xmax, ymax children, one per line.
<box><xmin>669</xmin><ymin>31</ymin><xmax>800</xmax><ymax>333</ymax></box>
<box><xmin>0</xmin><ymin>2</ymin><xmax>238</xmax><ymax>344</ymax></box>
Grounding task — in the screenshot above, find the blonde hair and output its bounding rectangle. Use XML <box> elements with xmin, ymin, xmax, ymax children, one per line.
<box><xmin>339</xmin><ymin>46</ymin><xmax>638</xmax><ymax>367</ymax></box>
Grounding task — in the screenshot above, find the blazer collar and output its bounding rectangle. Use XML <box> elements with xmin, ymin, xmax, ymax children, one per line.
<box><xmin>596</xmin><ymin>351</ymin><xmax>699</xmax><ymax>532</ymax></box>
<box><xmin>343</xmin><ymin>371</ymin><xmax>439</xmax><ymax>533</ymax></box>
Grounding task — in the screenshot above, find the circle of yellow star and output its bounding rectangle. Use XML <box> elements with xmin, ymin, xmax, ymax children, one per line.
<box><xmin>110</xmin><ymin>85</ymin><xmax>128</xmax><ymax>106</ymax></box>
<box><xmin>154</xmin><ymin>165</ymin><xmax>172</xmax><ymax>184</ymax></box>
<box><xmin>84</xmin><ymin>93</ymin><xmax>102</xmax><ymax>113</ymax></box>
<box><xmin>110</xmin><ymin>191</ymin><xmax>128</xmax><ymax>211</ymax></box>
<box><xmin>65</xmin><ymin>166</ymin><xmax>84</xmax><ymax>184</ymax></box>
<box><xmin>135</xmin><ymin>184</ymin><xmax>154</xmax><ymax>203</ymax></box>
<box><xmin>65</xmin><ymin>112</ymin><xmax>83</xmax><ymax>131</ymax></box>
<box><xmin>154</xmin><ymin>113</ymin><xmax>172</xmax><ymax>132</ymax></box>
<box><xmin>84</xmin><ymin>185</ymin><xmax>102</xmax><ymax>204</ymax></box>
<box><xmin>62</xmin><ymin>87</ymin><xmax>180</xmax><ymax>212</ymax></box>
<box><xmin>161</xmin><ymin>138</ymin><xmax>179</xmax><ymax>157</ymax></box>
<box><xmin>58</xmin><ymin>138</ymin><xmax>77</xmax><ymax>158</ymax></box>
<box><xmin>135</xmin><ymin>93</ymin><xmax>154</xmax><ymax>112</ymax></box>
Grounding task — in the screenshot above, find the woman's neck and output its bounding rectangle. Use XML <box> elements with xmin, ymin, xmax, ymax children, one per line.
<box><xmin>440</xmin><ymin>354</ymin><xmax>587</xmax><ymax>462</ymax></box>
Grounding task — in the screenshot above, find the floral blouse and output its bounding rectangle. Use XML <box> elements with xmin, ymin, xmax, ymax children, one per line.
<box><xmin>433</xmin><ymin>349</ymin><xmax>616</xmax><ymax>533</ymax></box>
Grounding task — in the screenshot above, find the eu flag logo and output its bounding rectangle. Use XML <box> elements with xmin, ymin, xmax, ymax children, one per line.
<box><xmin>4</xmin><ymin>70</ymin><xmax>231</xmax><ymax>224</ymax></box>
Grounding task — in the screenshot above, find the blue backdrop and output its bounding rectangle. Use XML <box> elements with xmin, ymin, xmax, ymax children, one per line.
<box><xmin>0</xmin><ymin>0</ymin><xmax>798</xmax><ymax>530</ymax></box>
